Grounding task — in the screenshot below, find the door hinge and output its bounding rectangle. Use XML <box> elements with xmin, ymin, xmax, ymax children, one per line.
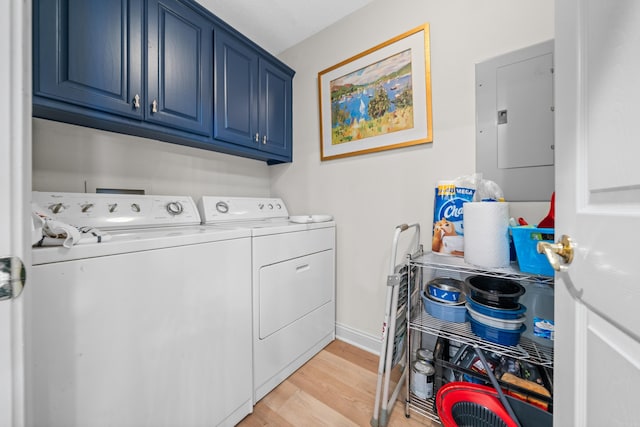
<box><xmin>0</xmin><ymin>257</ymin><xmax>26</xmax><ymax>301</ymax></box>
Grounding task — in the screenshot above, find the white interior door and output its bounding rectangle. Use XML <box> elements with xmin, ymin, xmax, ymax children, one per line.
<box><xmin>554</xmin><ymin>1</ymin><xmax>640</xmax><ymax>425</ymax></box>
<box><xmin>0</xmin><ymin>1</ymin><xmax>30</xmax><ymax>426</ymax></box>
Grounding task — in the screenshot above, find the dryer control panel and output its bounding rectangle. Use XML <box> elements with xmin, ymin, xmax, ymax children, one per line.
<box><xmin>198</xmin><ymin>196</ymin><xmax>289</xmax><ymax>223</ymax></box>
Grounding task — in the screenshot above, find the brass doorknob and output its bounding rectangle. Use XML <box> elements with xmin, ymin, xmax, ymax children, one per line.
<box><xmin>537</xmin><ymin>235</ymin><xmax>574</xmax><ymax>272</ymax></box>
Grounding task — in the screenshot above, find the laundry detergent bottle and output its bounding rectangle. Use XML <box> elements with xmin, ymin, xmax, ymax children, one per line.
<box><xmin>521</xmin><ymin>281</ymin><xmax>555</xmax><ymax>348</ymax></box>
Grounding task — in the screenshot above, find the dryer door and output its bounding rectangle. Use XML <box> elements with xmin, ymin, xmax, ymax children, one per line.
<box><xmin>258</xmin><ymin>249</ymin><xmax>333</xmax><ymax>339</ymax></box>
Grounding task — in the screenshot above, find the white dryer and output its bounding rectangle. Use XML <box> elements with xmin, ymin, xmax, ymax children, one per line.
<box><xmin>28</xmin><ymin>192</ymin><xmax>253</xmax><ymax>427</ymax></box>
<box><xmin>199</xmin><ymin>196</ymin><xmax>336</xmax><ymax>403</ymax></box>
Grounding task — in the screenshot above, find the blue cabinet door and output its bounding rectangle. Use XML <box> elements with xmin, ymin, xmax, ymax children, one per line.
<box><xmin>260</xmin><ymin>60</ymin><xmax>292</xmax><ymax>159</ymax></box>
<box><xmin>34</xmin><ymin>0</ymin><xmax>143</xmax><ymax>119</ymax></box>
<box><xmin>147</xmin><ymin>0</ymin><xmax>213</xmax><ymax>136</ymax></box>
<box><xmin>214</xmin><ymin>29</ymin><xmax>293</xmax><ymax>160</ymax></box>
<box><xmin>213</xmin><ymin>29</ymin><xmax>259</xmax><ymax>149</ymax></box>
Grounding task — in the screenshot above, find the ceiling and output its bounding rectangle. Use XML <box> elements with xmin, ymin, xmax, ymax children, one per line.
<box><xmin>198</xmin><ymin>0</ymin><xmax>375</xmax><ymax>55</ymax></box>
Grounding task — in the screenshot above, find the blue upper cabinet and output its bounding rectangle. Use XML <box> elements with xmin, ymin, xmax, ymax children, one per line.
<box><xmin>215</xmin><ymin>30</ymin><xmax>293</xmax><ymax>161</ymax></box>
<box><xmin>35</xmin><ymin>0</ymin><xmax>211</xmax><ymax>137</ymax></box>
<box><xmin>260</xmin><ymin>60</ymin><xmax>292</xmax><ymax>159</ymax></box>
<box><xmin>34</xmin><ymin>0</ymin><xmax>144</xmax><ymax>119</ymax></box>
<box><xmin>33</xmin><ymin>0</ymin><xmax>294</xmax><ymax>164</ymax></box>
<box><xmin>147</xmin><ymin>0</ymin><xmax>212</xmax><ymax>136</ymax></box>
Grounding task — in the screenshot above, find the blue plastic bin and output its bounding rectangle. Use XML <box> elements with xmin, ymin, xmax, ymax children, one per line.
<box><xmin>510</xmin><ymin>226</ymin><xmax>554</xmax><ymax>277</ymax></box>
<box><xmin>467</xmin><ymin>313</ymin><xmax>525</xmax><ymax>346</ymax></box>
<box><xmin>421</xmin><ymin>290</ymin><xmax>467</xmax><ymax>323</ymax></box>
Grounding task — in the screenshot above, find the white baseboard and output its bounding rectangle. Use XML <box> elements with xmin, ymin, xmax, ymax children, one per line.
<box><xmin>335</xmin><ymin>322</ymin><xmax>382</xmax><ymax>355</ymax></box>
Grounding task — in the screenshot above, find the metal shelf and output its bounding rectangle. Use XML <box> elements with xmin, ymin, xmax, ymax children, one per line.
<box><xmin>409</xmin><ymin>307</ymin><xmax>553</xmax><ymax>367</ymax></box>
<box><xmin>404</xmin><ymin>250</ymin><xmax>554</xmax><ymax>423</ymax></box>
<box><xmin>409</xmin><ymin>251</ymin><xmax>554</xmax><ymax>285</ymax></box>
<box><xmin>405</xmin><ymin>393</ymin><xmax>442</xmax><ymax>425</ymax></box>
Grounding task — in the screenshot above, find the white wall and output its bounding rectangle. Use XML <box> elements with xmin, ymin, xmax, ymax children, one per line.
<box><xmin>273</xmin><ymin>0</ymin><xmax>554</xmax><ymax>351</ymax></box>
<box><xmin>32</xmin><ymin>118</ymin><xmax>271</xmax><ymax>199</ymax></box>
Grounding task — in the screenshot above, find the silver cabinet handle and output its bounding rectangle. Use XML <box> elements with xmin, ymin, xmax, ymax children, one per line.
<box><xmin>151</xmin><ymin>99</ymin><xmax>158</xmax><ymax>113</ymax></box>
<box><xmin>255</xmin><ymin>133</ymin><xmax>259</xmax><ymax>143</ymax></box>
<box><xmin>133</xmin><ymin>94</ymin><xmax>141</xmax><ymax>109</ymax></box>
<box><xmin>262</xmin><ymin>135</ymin><xmax>267</xmax><ymax>145</ymax></box>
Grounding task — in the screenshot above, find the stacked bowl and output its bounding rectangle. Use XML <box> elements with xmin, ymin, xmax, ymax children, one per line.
<box><xmin>421</xmin><ymin>278</ymin><xmax>467</xmax><ymax>323</ymax></box>
<box><xmin>464</xmin><ymin>275</ymin><xmax>527</xmax><ymax>346</ymax></box>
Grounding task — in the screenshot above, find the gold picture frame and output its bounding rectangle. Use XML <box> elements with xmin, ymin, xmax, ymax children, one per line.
<box><xmin>317</xmin><ymin>23</ymin><xmax>433</xmax><ymax>161</ymax></box>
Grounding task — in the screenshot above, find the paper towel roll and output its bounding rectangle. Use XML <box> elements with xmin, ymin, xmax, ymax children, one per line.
<box><xmin>463</xmin><ymin>202</ymin><xmax>510</xmax><ymax>268</ymax></box>
<box><xmin>442</xmin><ymin>235</ymin><xmax>464</xmax><ymax>254</ymax></box>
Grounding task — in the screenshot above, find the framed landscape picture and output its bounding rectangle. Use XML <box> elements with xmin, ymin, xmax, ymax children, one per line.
<box><xmin>318</xmin><ymin>23</ymin><xmax>433</xmax><ymax>161</ymax></box>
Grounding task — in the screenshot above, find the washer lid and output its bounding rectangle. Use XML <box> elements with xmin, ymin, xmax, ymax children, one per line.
<box><xmin>32</xmin><ymin>225</ymin><xmax>251</xmax><ymax>265</ymax></box>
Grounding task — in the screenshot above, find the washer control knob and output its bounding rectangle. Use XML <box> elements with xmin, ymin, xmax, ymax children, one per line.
<box><xmin>131</xmin><ymin>203</ymin><xmax>141</xmax><ymax>213</ymax></box>
<box><xmin>215</xmin><ymin>201</ymin><xmax>229</xmax><ymax>214</ymax></box>
<box><xmin>166</xmin><ymin>201</ymin><xmax>183</xmax><ymax>215</ymax></box>
<box><xmin>276</xmin><ymin>203</ymin><xmax>282</xmax><ymax>210</ymax></box>
<box><xmin>81</xmin><ymin>203</ymin><xmax>94</xmax><ymax>213</ymax></box>
<box><xmin>268</xmin><ymin>203</ymin><xmax>273</xmax><ymax>210</ymax></box>
<box><xmin>49</xmin><ymin>203</ymin><xmax>65</xmax><ymax>214</ymax></box>
<box><xmin>258</xmin><ymin>203</ymin><xmax>264</xmax><ymax>210</ymax></box>
<box><xmin>108</xmin><ymin>203</ymin><xmax>118</xmax><ymax>213</ymax></box>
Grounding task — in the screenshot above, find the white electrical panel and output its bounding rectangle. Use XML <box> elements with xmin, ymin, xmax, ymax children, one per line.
<box><xmin>476</xmin><ymin>40</ymin><xmax>555</xmax><ymax>202</ymax></box>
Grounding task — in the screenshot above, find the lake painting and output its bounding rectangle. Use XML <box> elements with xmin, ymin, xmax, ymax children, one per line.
<box><xmin>329</xmin><ymin>49</ymin><xmax>414</xmax><ymax>145</ymax></box>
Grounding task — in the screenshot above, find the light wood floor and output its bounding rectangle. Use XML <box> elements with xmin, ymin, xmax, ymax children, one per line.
<box><xmin>237</xmin><ymin>340</ymin><xmax>440</xmax><ymax>427</ymax></box>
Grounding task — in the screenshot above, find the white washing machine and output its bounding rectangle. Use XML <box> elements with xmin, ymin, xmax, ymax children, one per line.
<box><xmin>198</xmin><ymin>196</ymin><xmax>336</xmax><ymax>403</ymax></box>
<box><xmin>28</xmin><ymin>191</ymin><xmax>253</xmax><ymax>427</ymax></box>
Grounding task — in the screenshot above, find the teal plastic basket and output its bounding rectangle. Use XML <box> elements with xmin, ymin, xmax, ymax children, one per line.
<box><xmin>510</xmin><ymin>226</ymin><xmax>554</xmax><ymax>277</ymax></box>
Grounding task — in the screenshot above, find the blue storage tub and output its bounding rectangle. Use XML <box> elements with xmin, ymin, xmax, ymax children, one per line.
<box><xmin>421</xmin><ymin>290</ymin><xmax>467</xmax><ymax>323</ymax></box>
<box><xmin>467</xmin><ymin>313</ymin><xmax>525</xmax><ymax>346</ymax></box>
<box><xmin>466</xmin><ymin>296</ymin><xmax>527</xmax><ymax>320</ymax></box>
<box><xmin>510</xmin><ymin>226</ymin><xmax>554</xmax><ymax>277</ymax></box>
